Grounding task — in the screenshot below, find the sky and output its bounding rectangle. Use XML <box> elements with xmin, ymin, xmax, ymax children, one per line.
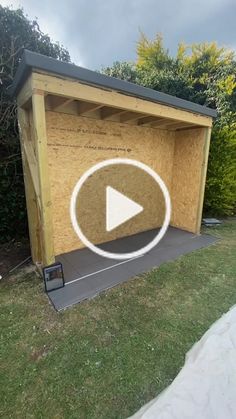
<box><xmin>1</xmin><ymin>0</ymin><xmax>236</xmax><ymax>69</ymax></box>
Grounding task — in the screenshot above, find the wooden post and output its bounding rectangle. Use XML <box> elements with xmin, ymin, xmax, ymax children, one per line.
<box><xmin>195</xmin><ymin>127</ymin><xmax>212</xmax><ymax>233</ymax></box>
<box><xmin>31</xmin><ymin>91</ymin><xmax>55</xmax><ymax>266</ymax></box>
<box><xmin>18</xmin><ymin>108</ymin><xmax>42</xmax><ymax>263</ymax></box>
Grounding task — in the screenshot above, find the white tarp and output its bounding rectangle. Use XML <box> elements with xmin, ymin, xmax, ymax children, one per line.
<box><xmin>130</xmin><ymin>305</ymin><xmax>236</xmax><ymax>419</ymax></box>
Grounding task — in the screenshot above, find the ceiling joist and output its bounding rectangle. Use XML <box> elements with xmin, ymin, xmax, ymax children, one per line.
<box><xmin>77</xmin><ymin>101</ymin><xmax>102</xmax><ymax>115</ymax></box>
<box><xmin>120</xmin><ymin>111</ymin><xmax>146</xmax><ymax>123</ymax></box>
<box><xmin>138</xmin><ymin>116</ymin><xmax>163</xmax><ymax>126</ymax></box>
<box><xmin>167</xmin><ymin>122</ymin><xmax>196</xmax><ymax>130</ymax></box>
<box><xmin>176</xmin><ymin>125</ymin><xmax>201</xmax><ymax>131</ymax></box>
<box><xmin>44</xmin><ymin>93</ymin><xmax>204</xmax><ymax>131</ymax></box>
<box><xmin>47</xmin><ymin>95</ymin><xmax>74</xmax><ymax>111</ymax></box>
<box><xmin>151</xmin><ymin>118</ymin><xmax>179</xmax><ymax>128</ymax></box>
<box><xmin>100</xmin><ymin>107</ymin><xmax>127</xmax><ymax>120</ymax></box>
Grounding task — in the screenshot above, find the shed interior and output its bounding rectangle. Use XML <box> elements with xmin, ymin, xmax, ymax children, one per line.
<box><xmin>13</xmin><ymin>51</ymin><xmax>216</xmax><ymax>268</ymax></box>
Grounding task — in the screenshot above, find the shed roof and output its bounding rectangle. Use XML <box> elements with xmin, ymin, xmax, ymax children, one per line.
<box><xmin>10</xmin><ymin>50</ymin><xmax>217</xmax><ymax>119</ymax></box>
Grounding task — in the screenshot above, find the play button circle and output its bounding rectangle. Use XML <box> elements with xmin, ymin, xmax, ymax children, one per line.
<box><xmin>106</xmin><ymin>186</ymin><xmax>143</xmax><ymax>232</ymax></box>
<box><xmin>70</xmin><ymin>158</ymin><xmax>171</xmax><ymax>260</ymax></box>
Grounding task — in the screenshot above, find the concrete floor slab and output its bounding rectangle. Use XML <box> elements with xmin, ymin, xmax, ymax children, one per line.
<box><xmin>48</xmin><ymin>227</ymin><xmax>217</xmax><ymax>311</ymax></box>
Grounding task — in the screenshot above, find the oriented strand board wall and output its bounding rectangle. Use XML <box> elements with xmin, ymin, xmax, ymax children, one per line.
<box><xmin>170</xmin><ymin>127</ymin><xmax>207</xmax><ymax>233</ymax></box>
<box><xmin>76</xmin><ymin>163</ymin><xmax>167</xmax><ymax>247</ymax></box>
<box><xmin>46</xmin><ymin>111</ymin><xmax>175</xmax><ymax>255</ymax></box>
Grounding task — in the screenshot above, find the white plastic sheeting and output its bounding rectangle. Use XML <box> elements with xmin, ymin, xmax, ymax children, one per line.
<box><xmin>130</xmin><ymin>306</ymin><xmax>236</xmax><ymax>419</ymax></box>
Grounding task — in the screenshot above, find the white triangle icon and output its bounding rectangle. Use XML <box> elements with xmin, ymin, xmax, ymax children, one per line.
<box><xmin>106</xmin><ymin>186</ymin><xmax>143</xmax><ymax>232</ymax></box>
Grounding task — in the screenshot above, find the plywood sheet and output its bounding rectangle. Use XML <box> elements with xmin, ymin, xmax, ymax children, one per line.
<box><xmin>46</xmin><ymin>112</ymin><xmax>175</xmax><ymax>255</ymax></box>
<box><xmin>171</xmin><ymin>128</ymin><xmax>206</xmax><ymax>233</ymax></box>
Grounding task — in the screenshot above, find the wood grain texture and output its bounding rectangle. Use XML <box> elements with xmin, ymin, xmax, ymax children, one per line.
<box><xmin>195</xmin><ymin>127</ymin><xmax>212</xmax><ymax>233</ymax></box>
<box><xmin>16</xmin><ymin>70</ymin><xmax>213</xmax><ymax>264</ymax></box>
<box><xmin>32</xmin><ymin>94</ymin><xmax>55</xmax><ymax>265</ymax></box>
<box><xmin>17</xmin><ymin>75</ymin><xmax>33</xmax><ymax>108</ymax></box>
<box><xmin>170</xmin><ymin>127</ymin><xmax>207</xmax><ymax>233</ymax></box>
<box><xmin>33</xmin><ymin>72</ymin><xmax>212</xmax><ymax>127</ymax></box>
<box><xmin>46</xmin><ymin>111</ymin><xmax>175</xmax><ymax>255</ymax></box>
<box><xmin>18</xmin><ymin>108</ymin><xmax>42</xmax><ymax>263</ymax></box>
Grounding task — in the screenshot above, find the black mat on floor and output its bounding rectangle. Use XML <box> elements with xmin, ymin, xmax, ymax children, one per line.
<box><xmin>48</xmin><ymin>227</ymin><xmax>217</xmax><ymax>311</ymax></box>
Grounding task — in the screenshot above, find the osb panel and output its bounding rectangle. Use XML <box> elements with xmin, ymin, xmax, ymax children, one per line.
<box><xmin>46</xmin><ymin>111</ymin><xmax>175</xmax><ymax>255</ymax></box>
<box><xmin>171</xmin><ymin>128</ymin><xmax>206</xmax><ymax>233</ymax></box>
<box><xmin>76</xmin><ymin>164</ymin><xmax>166</xmax><ymax>246</ymax></box>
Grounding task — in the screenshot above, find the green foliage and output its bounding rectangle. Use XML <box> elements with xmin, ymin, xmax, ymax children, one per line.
<box><xmin>101</xmin><ymin>61</ymin><xmax>137</xmax><ymax>83</ymax></box>
<box><xmin>0</xmin><ymin>157</ymin><xmax>27</xmax><ymax>241</ymax></box>
<box><xmin>135</xmin><ymin>34</ymin><xmax>193</xmax><ymax>100</ymax></box>
<box><xmin>205</xmin><ymin>125</ymin><xmax>236</xmax><ymax>215</ymax></box>
<box><xmin>102</xmin><ymin>35</ymin><xmax>236</xmax><ymax>216</ymax></box>
<box><xmin>176</xmin><ymin>42</ymin><xmax>236</xmax><ymax>123</ymax></box>
<box><xmin>136</xmin><ymin>66</ymin><xmax>193</xmax><ymax>100</ymax></box>
<box><xmin>137</xmin><ymin>32</ymin><xmax>173</xmax><ymax>70</ymax></box>
<box><xmin>0</xmin><ymin>5</ymin><xmax>70</xmax><ymax>242</ymax></box>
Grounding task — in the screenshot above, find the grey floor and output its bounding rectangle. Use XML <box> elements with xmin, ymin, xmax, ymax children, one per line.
<box><xmin>48</xmin><ymin>227</ymin><xmax>217</xmax><ymax>311</ymax></box>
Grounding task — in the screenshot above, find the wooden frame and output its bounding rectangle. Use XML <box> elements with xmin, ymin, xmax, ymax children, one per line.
<box><xmin>18</xmin><ymin>85</ymin><xmax>55</xmax><ymax>266</ymax></box>
<box><xmin>32</xmin><ymin>72</ymin><xmax>212</xmax><ymax>127</ymax></box>
<box><xmin>18</xmin><ymin>108</ymin><xmax>42</xmax><ymax>263</ymax></box>
<box><xmin>16</xmin><ymin>68</ymin><xmax>214</xmax><ymax>267</ymax></box>
<box><xmin>195</xmin><ymin>127</ymin><xmax>212</xmax><ymax>233</ymax></box>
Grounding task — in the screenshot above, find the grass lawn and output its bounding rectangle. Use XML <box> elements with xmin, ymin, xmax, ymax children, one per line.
<box><xmin>0</xmin><ymin>221</ymin><xmax>236</xmax><ymax>419</ymax></box>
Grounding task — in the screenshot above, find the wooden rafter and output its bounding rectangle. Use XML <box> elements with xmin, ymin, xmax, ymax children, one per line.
<box><xmin>77</xmin><ymin>101</ymin><xmax>102</xmax><ymax>115</ymax></box>
<box><xmin>120</xmin><ymin>112</ymin><xmax>145</xmax><ymax>123</ymax></box>
<box><xmin>32</xmin><ymin>73</ymin><xmax>212</xmax><ymax>127</ymax></box>
<box><xmin>176</xmin><ymin>125</ymin><xmax>202</xmax><ymax>131</ymax></box>
<box><xmin>169</xmin><ymin>124</ymin><xmax>195</xmax><ymax>131</ymax></box>
<box><xmin>49</xmin><ymin>95</ymin><xmax>74</xmax><ymax>111</ymax></box>
<box><xmin>138</xmin><ymin>116</ymin><xmax>163</xmax><ymax>126</ymax></box>
<box><xmin>151</xmin><ymin>118</ymin><xmax>178</xmax><ymax>128</ymax></box>
<box><xmin>100</xmin><ymin>107</ymin><xmax>127</xmax><ymax>120</ymax></box>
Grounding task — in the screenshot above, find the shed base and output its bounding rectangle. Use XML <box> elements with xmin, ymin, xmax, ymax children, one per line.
<box><xmin>48</xmin><ymin>227</ymin><xmax>217</xmax><ymax>311</ymax></box>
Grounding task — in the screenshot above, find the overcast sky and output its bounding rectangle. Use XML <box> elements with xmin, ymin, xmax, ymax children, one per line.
<box><xmin>1</xmin><ymin>0</ymin><xmax>236</xmax><ymax>69</ymax></box>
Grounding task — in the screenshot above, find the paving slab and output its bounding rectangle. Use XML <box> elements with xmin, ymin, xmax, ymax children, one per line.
<box><xmin>48</xmin><ymin>227</ymin><xmax>217</xmax><ymax>310</ymax></box>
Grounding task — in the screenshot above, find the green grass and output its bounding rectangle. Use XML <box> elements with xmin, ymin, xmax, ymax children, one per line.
<box><xmin>0</xmin><ymin>221</ymin><xmax>236</xmax><ymax>419</ymax></box>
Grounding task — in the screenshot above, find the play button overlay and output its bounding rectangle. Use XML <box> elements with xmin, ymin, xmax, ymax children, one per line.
<box><xmin>106</xmin><ymin>186</ymin><xmax>143</xmax><ymax>232</ymax></box>
<box><xmin>70</xmin><ymin>158</ymin><xmax>171</xmax><ymax>260</ymax></box>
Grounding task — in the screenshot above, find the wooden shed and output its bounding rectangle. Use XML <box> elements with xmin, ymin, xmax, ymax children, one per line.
<box><xmin>11</xmin><ymin>50</ymin><xmax>216</xmax><ymax>269</ymax></box>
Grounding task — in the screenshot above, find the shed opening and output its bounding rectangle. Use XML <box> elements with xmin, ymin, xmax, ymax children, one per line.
<box><xmin>12</xmin><ymin>50</ymin><xmax>216</xmax><ymax>269</ymax></box>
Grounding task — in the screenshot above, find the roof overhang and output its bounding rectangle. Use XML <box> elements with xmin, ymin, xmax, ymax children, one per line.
<box><xmin>10</xmin><ymin>49</ymin><xmax>217</xmax><ymax>119</ymax></box>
